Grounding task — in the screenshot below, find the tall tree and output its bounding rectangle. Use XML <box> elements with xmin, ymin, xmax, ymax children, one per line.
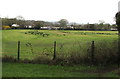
<box><xmin>16</xmin><ymin>15</ymin><xmax>25</xmax><ymax>20</ymax></box>
<box><xmin>15</xmin><ymin>16</ymin><xmax>26</xmax><ymax>28</ymax></box>
<box><xmin>34</xmin><ymin>21</ymin><xmax>44</xmax><ymax>29</ymax></box>
<box><xmin>115</xmin><ymin>11</ymin><xmax>120</xmax><ymax>67</ymax></box>
<box><xmin>98</xmin><ymin>20</ymin><xmax>105</xmax><ymax>30</ymax></box>
<box><xmin>58</xmin><ymin>19</ymin><xmax>68</xmax><ymax>29</ymax></box>
<box><xmin>2</xmin><ymin>18</ymin><xmax>18</xmax><ymax>26</ymax></box>
<box><xmin>116</xmin><ymin>12</ymin><xmax>120</xmax><ymax>35</ymax></box>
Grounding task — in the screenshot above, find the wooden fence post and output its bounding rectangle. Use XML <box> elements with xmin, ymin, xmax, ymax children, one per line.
<box><xmin>53</xmin><ymin>41</ymin><xmax>56</xmax><ymax>60</ymax></box>
<box><xmin>91</xmin><ymin>41</ymin><xmax>95</xmax><ymax>65</ymax></box>
<box><xmin>18</xmin><ymin>41</ymin><xmax>20</xmax><ymax>61</ymax></box>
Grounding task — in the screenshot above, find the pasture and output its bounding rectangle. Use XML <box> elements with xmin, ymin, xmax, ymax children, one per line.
<box><xmin>2</xmin><ymin>30</ymin><xmax>120</xmax><ymax>77</ymax></box>
<box><xmin>2</xmin><ymin>30</ymin><xmax>118</xmax><ymax>60</ymax></box>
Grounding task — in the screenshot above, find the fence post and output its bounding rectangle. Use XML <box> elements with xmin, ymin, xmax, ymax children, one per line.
<box><xmin>18</xmin><ymin>41</ymin><xmax>20</xmax><ymax>61</ymax></box>
<box><xmin>91</xmin><ymin>41</ymin><xmax>95</xmax><ymax>65</ymax></box>
<box><xmin>53</xmin><ymin>41</ymin><xmax>56</xmax><ymax>60</ymax></box>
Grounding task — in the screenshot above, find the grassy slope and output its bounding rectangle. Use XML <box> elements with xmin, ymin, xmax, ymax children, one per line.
<box><xmin>2</xmin><ymin>62</ymin><xmax>119</xmax><ymax>77</ymax></box>
<box><xmin>2</xmin><ymin>30</ymin><xmax>118</xmax><ymax>59</ymax></box>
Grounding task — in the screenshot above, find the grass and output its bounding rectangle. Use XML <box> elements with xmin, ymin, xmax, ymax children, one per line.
<box><xmin>2</xmin><ymin>62</ymin><xmax>120</xmax><ymax>77</ymax></box>
<box><xmin>2</xmin><ymin>30</ymin><xmax>120</xmax><ymax>77</ymax></box>
<box><xmin>2</xmin><ymin>30</ymin><xmax>118</xmax><ymax>59</ymax></box>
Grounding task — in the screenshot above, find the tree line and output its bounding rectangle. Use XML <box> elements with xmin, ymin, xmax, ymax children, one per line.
<box><xmin>1</xmin><ymin>16</ymin><xmax>117</xmax><ymax>30</ymax></box>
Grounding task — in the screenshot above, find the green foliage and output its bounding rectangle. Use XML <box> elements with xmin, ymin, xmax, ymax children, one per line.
<box><xmin>25</xmin><ymin>30</ymin><xmax>49</xmax><ymax>37</ymax></box>
<box><xmin>2</xmin><ymin>18</ymin><xmax>26</xmax><ymax>28</ymax></box>
<box><xmin>2</xmin><ymin>26</ymin><xmax>11</xmax><ymax>30</ymax></box>
<box><xmin>116</xmin><ymin>12</ymin><xmax>120</xmax><ymax>33</ymax></box>
<box><xmin>2</xmin><ymin>18</ymin><xmax>17</xmax><ymax>26</ymax></box>
<box><xmin>58</xmin><ymin>19</ymin><xmax>68</xmax><ymax>28</ymax></box>
<box><xmin>2</xmin><ymin>17</ymin><xmax>115</xmax><ymax>30</ymax></box>
<box><xmin>34</xmin><ymin>21</ymin><xmax>45</xmax><ymax>29</ymax></box>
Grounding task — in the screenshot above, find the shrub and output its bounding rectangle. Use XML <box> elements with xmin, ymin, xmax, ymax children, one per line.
<box><xmin>2</xmin><ymin>40</ymin><xmax>119</xmax><ymax>66</ymax></box>
<box><xmin>32</xmin><ymin>55</ymin><xmax>51</xmax><ymax>64</ymax></box>
<box><xmin>88</xmin><ymin>40</ymin><xmax>118</xmax><ymax>65</ymax></box>
<box><xmin>25</xmin><ymin>31</ymin><xmax>49</xmax><ymax>37</ymax></box>
<box><xmin>2</xmin><ymin>26</ymin><xmax>11</xmax><ymax>30</ymax></box>
<box><xmin>2</xmin><ymin>55</ymin><xmax>17</xmax><ymax>62</ymax></box>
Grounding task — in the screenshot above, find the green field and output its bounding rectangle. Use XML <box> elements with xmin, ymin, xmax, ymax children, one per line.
<box><xmin>2</xmin><ymin>30</ymin><xmax>120</xmax><ymax>77</ymax></box>
<box><xmin>2</xmin><ymin>62</ymin><xmax>119</xmax><ymax>77</ymax></box>
<box><xmin>2</xmin><ymin>30</ymin><xmax>118</xmax><ymax>59</ymax></box>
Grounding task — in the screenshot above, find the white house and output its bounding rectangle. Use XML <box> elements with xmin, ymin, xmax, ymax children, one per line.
<box><xmin>12</xmin><ymin>24</ymin><xmax>19</xmax><ymax>27</ymax></box>
<box><xmin>25</xmin><ymin>25</ymin><xmax>32</xmax><ymax>28</ymax></box>
<box><xmin>41</xmin><ymin>26</ymin><xmax>51</xmax><ymax>30</ymax></box>
<box><xmin>110</xmin><ymin>27</ymin><xmax>118</xmax><ymax>31</ymax></box>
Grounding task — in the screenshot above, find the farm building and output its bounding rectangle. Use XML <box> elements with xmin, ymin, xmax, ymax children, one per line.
<box><xmin>110</xmin><ymin>27</ymin><xmax>118</xmax><ymax>31</ymax></box>
<box><xmin>41</xmin><ymin>26</ymin><xmax>51</xmax><ymax>30</ymax></box>
<box><xmin>12</xmin><ymin>24</ymin><xmax>19</xmax><ymax>28</ymax></box>
<box><xmin>25</xmin><ymin>25</ymin><xmax>33</xmax><ymax>28</ymax></box>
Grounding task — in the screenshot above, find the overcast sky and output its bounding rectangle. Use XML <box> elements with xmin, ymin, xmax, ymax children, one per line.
<box><xmin>0</xmin><ymin>0</ymin><xmax>119</xmax><ymax>24</ymax></box>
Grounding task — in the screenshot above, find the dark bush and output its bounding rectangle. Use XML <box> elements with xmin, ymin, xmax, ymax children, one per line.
<box><xmin>32</xmin><ymin>55</ymin><xmax>51</xmax><ymax>64</ymax></box>
<box><xmin>2</xmin><ymin>55</ymin><xmax>17</xmax><ymax>62</ymax></box>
